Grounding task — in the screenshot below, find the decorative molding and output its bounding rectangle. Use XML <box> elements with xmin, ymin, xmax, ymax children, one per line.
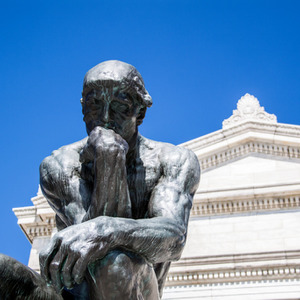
<box><xmin>191</xmin><ymin>195</ymin><xmax>300</xmax><ymax>217</ymax></box>
<box><xmin>15</xmin><ymin>194</ymin><xmax>300</xmax><ymax>240</ymax></box>
<box><xmin>31</xmin><ymin>195</ymin><xmax>48</xmax><ymax>207</ymax></box>
<box><xmin>163</xmin><ymin>279</ymin><xmax>300</xmax><ymax>298</ymax></box>
<box><xmin>13</xmin><ymin>206</ymin><xmax>36</xmax><ymax>218</ymax></box>
<box><xmin>166</xmin><ymin>250</ymin><xmax>300</xmax><ymax>286</ymax></box>
<box><xmin>174</xmin><ymin>250</ymin><xmax>300</xmax><ymax>267</ymax></box>
<box><xmin>222</xmin><ymin>94</ymin><xmax>277</xmax><ymax>129</ymax></box>
<box><xmin>13</xmin><ymin>204</ymin><xmax>56</xmax><ymax>243</ymax></box>
<box><xmin>166</xmin><ymin>264</ymin><xmax>300</xmax><ymax>286</ymax></box>
<box><xmin>181</xmin><ymin>121</ymin><xmax>300</xmax><ymax>155</ymax></box>
<box><xmin>199</xmin><ymin>141</ymin><xmax>300</xmax><ymax>171</ymax></box>
<box><xmin>26</xmin><ymin>218</ymin><xmax>56</xmax><ymax>241</ymax></box>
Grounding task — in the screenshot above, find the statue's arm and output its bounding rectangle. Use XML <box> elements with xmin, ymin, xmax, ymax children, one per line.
<box><xmin>40</xmin><ymin>146</ymin><xmax>200</xmax><ymax>289</ymax></box>
<box><xmin>39</xmin><ymin>138</ymin><xmax>91</xmax><ymax>227</ymax></box>
<box><xmin>110</xmin><ymin>146</ymin><xmax>201</xmax><ymax>263</ymax></box>
<box><xmin>79</xmin><ymin>127</ymin><xmax>132</xmax><ymax>220</ymax></box>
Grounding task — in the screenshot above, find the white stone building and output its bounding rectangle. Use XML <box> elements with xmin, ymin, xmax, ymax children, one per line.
<box><xmin>14</xmin><ymin>94</ymin><xmax>300</xmax><ymax>299</ymax></box>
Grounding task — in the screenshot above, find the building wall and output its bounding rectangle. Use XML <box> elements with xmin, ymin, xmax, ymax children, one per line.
<box><xmin>13</xmin><ymin>94</ymin><xmax>300</xmax><ymax>299</ymax></box>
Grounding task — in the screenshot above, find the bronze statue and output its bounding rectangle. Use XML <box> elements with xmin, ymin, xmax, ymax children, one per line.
<box><xmin>0</xmin><ymin>60</ymin><xmax>200</xmax><ymax>300</ymax></box>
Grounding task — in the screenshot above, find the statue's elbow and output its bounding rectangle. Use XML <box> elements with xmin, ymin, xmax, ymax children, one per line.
<box><xmin>39</xmin><ymin>158</ymin><xmax>54</xmax><ymax>189</ymax></box>
<box><xmin>39</xmin><ymin>153</ymin><xmax>66</xmax><ymax>189</ymax></box>
<box><xmin>40</xmin><ymin>155</ymin><xmax>54</xmax><ymax>180</ymax></box>
<box><xmin>39</xmin><ymin>156</ymin><xmax>63</xmax><ymax>210</ymax></box>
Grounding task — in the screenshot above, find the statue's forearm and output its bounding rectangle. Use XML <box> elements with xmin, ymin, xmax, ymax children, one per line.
<box><xmin>91</xmin><ymin>216</ymin><xmax>186</xmax><ymax>264</ymax></box>
<box><xmin>83</xmin><ymin>149</ymin><xmax>132</xmax><ymax>220</ymax></box>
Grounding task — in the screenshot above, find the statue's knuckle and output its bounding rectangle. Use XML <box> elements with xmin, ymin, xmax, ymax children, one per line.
<box><xmin>114</xmin><ymin>142</ymin><xmax>122</xmax><ymax>148</ymax></box>
<box><xmin>70</xmin><ymin>247</ymin><xmax>79</xmax><ymax>255</ymax></box>
<box><xmin>95</xmin><ymin>140</ymin><xmax>103</xmax><ymax>148</ymax></box>
<box><xmin>97</xmin><ymin>144</ymin><xmax>113</xmax><ymax>155</ymax></box>
<box><xmin>121</xmin><ymin>143</ymin><xmax>128</xmax><ymax>151</ymax></box>
<box><xmin>116</xmin><ymin>152</ymin><xmax>126</xmax><ymax>162</ymax></box>
<box><xmin>50</xmin><ymin>262</ymin><xmax>60</xmax><ymax>271</ymax></box>
<box><xmin>109</xmin><ymin>146</ymin><xmax>118</xmax><ymax>154</ymax></box>
<box><xmin>113</xmin><ymin>142</ymin><xmax>125</xmax><ymax>151</ymax></box>
<box><xmin>62</xmin><ymin>266</ymin><xmax>70</xmax><ymax>274</ymax></box>
<box><xmin>91</xmin><ymin>127</ymin><xmax>101</xmax><ymax>134</ymax></box>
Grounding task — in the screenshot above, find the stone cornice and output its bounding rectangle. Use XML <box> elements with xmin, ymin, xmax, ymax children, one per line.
<box><xmin>15</xmin><ymin>189</ymin><xmax>300</xmax><ymax>232</ymax></box>
<box><xmin>166</xmin><ymin>250</ymin><xmax>300</xmax><ymax>286</ymax></box>
<box><xmin>31</xmin><ymin>194</ymin><xmax>48</xmax><ymax>207</ymax></box>
<box><xmin>177</xmin><ymin>250</ymin><xmax>300</xmax><ymax>266</ymax></box>
<box><xmin>198</xmin><ymin>140</ymin><xmax>300</xmax><ymax>172</ymax></box>
<box><xmin>166</xmin><ymin>265</ymin><xmax>300</xmax><ymax>286</ymax></box>
<box><xmin>180</xmin><ymin>121</ymin><xmax>300</xmax><ymax>157</ymax></box>
<box><xmin>195</xmin><ymin>181</ymin><xmax>300</xmax><ymax>198</ymax></box>
<box><xmin>13</xmin><ymin>206</ymin><xmax>36</xmax><ymax>219</ymax></box>
<box><xmin>165</xmin><ymin>264</ymin><xmax>300</xmax><ymax>287</ymax></box>
<box><xmin>191</xmin><ymin>194</ymin><xmax>300</xmax><ymax>217</ymax></box>
<box><xmin>163</xmin><ymin>279</ymin><xmax>300</xmax><ymax>297</ymax></box>
<box><xmin>26</xmin><ymin>218</ymin><xmax>56</xmax><ymax>241</ymax></box>
<box><xmin>13</xmin><ymin>203</ymin><xmax>56</xmax><ymax>243</ymax></box>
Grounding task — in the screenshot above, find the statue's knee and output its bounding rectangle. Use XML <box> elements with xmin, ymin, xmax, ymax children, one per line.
<box><xmin>87</xmin><ymin>250</ymin><xmax>159</xmax><ymax>299</ymax></box>
<box><xmin>89</xmin><ymin>250</ymin><xmax>145</xmax><ymax>283</ymax></box>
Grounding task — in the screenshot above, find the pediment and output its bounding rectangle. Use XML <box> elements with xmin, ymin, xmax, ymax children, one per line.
<box><xmin>199</xmin><ymin>154</ymin><xmax>300</xmax><ymax>192</ymax></box>
<box><xmin>181</xmin><ymin>95</ymin><xmax>300</xmax><ymax>173</ymax></box>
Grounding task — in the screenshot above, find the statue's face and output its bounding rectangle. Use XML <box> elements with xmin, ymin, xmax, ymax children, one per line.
<box><xmin>82</xmin><ymin>86</ymin><xmax>140</xmax><ymax>142</ymax></box>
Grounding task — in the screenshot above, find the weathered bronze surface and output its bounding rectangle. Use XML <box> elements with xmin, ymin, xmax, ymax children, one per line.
<box><xmin>0</xmin><ymin>60</ymin><xmax>200</xmax><ymax>300</ymax></box>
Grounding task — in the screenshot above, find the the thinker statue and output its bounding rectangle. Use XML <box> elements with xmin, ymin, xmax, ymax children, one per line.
<box><xmin>0</xmin><ymin>60</ymin><xmax>200</xmax><ymax>300</ymax></box>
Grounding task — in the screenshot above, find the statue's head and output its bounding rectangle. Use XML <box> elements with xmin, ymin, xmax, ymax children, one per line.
<box><xmin>81</xmin><ymin>60</ymin><xmax>152</xmax><ymax>141</ymax></box>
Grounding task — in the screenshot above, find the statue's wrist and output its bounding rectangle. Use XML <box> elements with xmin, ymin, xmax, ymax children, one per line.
<box><xmin>97</xmin><ymin>217</ymin><xmax>122</xmax><ymax>248</ymax></box>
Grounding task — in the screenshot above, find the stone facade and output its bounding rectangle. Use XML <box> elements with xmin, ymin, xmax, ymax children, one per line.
<box><xmin>13</xmin><ymin>188</ymin><xmax>56</xmax><ymax>272</ymax></box>
<box><xmin>14</xmin><ymin>94</ymin><xmax>300</xmax><ymax>299</ymax></box>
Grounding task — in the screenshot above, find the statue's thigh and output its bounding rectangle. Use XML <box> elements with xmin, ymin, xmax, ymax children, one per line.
<box><xmin>87</xmin><ymin>249</ymin><xmax>160</xmax><ymax>300</ymax></box>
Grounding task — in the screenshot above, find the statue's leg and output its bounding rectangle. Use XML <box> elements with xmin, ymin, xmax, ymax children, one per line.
<box><xmin>0</xmin><ymin>253</ymin><xmax>62</xmax><ymax>300</ymax></box>
<box><xmin>86</xmin><ymin>249</ymin><xmax>160</xmax><ymax>300</ymax></box>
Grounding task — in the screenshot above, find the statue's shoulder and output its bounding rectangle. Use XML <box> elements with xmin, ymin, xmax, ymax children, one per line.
<box><xmin>139</xmin><ymin>135</ymin><xmax>200</xmax><ymax>193</ymax></box>
<box><xmin>139</xmin><ymin>135</ymin><xmax>199</xmax><ymax>170</ymax></box>
<box><xmin>45</xmin><ymin>137</ymin><xmax>88</xmax><ymax>159</ymax></box>
<box><xmin>53</xmin><ymin>137</ymin><xmax>88</xmax><ymax>154</ymax></box>
<box><xmin>40</xmin><ymin>137</ymin><xmax>88</xmax><ymax>176</ymax></box>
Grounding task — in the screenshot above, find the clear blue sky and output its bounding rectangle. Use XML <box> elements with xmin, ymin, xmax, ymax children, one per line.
<box><xmin>1</xmin><ymin>0</ymin><xmax>299</xmax><ymax>265</ymax></box>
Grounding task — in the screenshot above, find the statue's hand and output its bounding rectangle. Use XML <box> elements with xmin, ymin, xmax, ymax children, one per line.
<box><xmin>39</xmin><ymin>220</ymin><xmax>111</xmax><ymax>293</ymax></box>
<box><xmin>79</xmin><ymin>126</ymin><xmax>129</xmax><ymax>164</ymax></box>
<box><xmin>79</xmin><ymin>126</ymin><xmax>131</xmax><ymax>221</ymax></box>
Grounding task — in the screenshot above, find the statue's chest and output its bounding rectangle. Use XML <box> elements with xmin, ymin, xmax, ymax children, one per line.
<box><xmin>127</xmin><ymin>153</ymin><xmax>161</xmax><ymax>219</ymax></box>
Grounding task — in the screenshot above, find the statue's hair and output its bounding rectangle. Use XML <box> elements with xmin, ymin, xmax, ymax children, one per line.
<box><xmin>82</xmin><ymin>60</ymin><xmax>153</xmax><ymax>108</ymax></box>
